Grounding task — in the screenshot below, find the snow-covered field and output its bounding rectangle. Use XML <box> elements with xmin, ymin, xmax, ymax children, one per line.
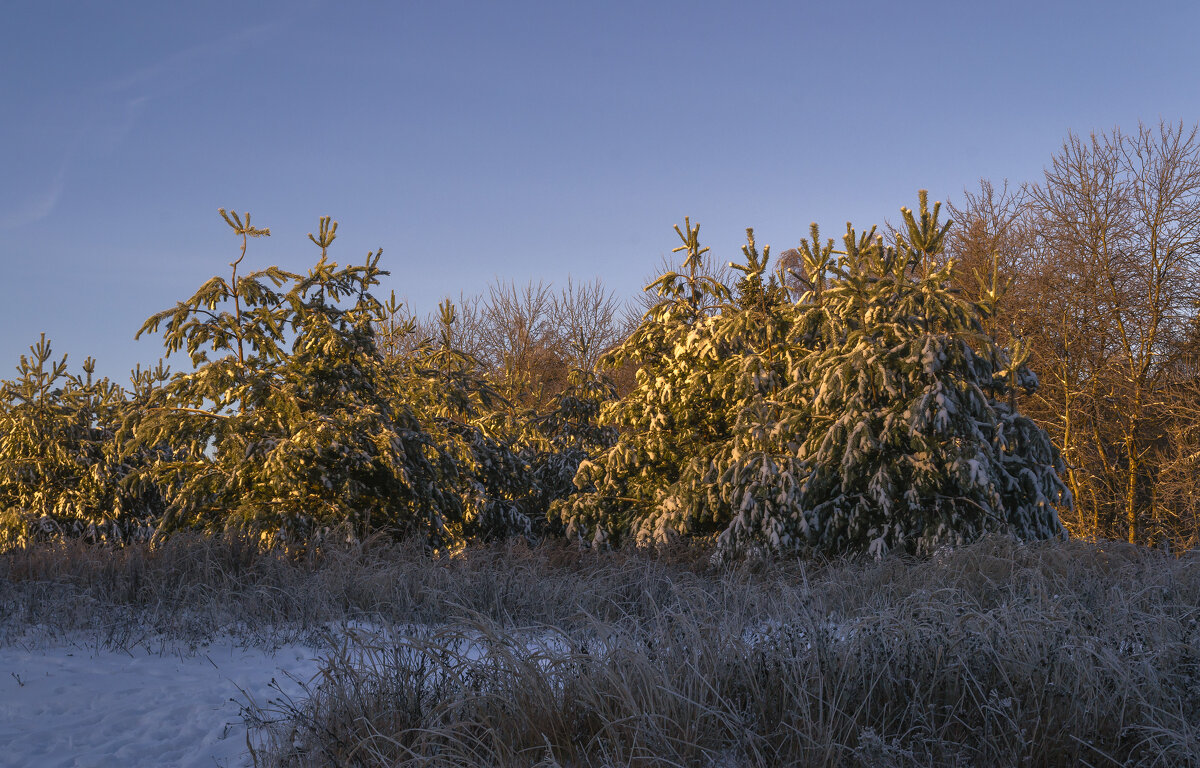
<box><xmin>0</xmin><ymin>636</ymin><xmax>324</xmax><ymax>768</ymax></box>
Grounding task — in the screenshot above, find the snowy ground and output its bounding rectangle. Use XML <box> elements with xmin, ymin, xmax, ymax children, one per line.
<box><xmin>0</xmin><ymin>636</ymin><xmax>325</xmax><ymax>768</ymax></box>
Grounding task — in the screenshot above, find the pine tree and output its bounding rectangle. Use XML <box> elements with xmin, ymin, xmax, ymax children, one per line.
<box><xmin>128</xmin><ymin>211</ymin><xmax>460</xmax><ymax>546</ymax></box>
<box><xmin>699</xmin><ymin>229</ymin><xmax>822</xmax><ymax>557</ymax></box>
<box><xmin>555</xmin><ymin>220</ymin><xmax>782</xmax><ymax>545</ymax></box>
<box><xmin>0</xmin><ymin>337</ymin><xmax>162</xmax><ymax>546</ymax></box>
<box><xmin>560</xmin><ymin>197</ymin><xmax>1069</xmax><ymax>558</ymax></box>
<box><xmin>772</xmin><ymin>193</ymin><xmax>1069</xmax><ymax>557</ymax></box>
<box><xmin>521</xmin><ymin>333</ymin><xmax>618</xmax><ymax>534</ymax></box>
<box><xmin>390</xmin><ymin>298</ymin><xmax>534</xmax><ymax>541</ymax></box>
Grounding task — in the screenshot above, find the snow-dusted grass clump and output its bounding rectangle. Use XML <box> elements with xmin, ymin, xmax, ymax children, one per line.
<box><xmin>246</xmin><ymin>539</ymin><xmax>1200</xmax><ymax>767</ymax></box>
<box><xmin>3</xmin><ymin>534</ymin><xmax>1200</xmax><ymax>766</ymax></box>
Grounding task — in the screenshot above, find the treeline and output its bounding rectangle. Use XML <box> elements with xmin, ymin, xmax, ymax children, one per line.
<box><xmin>6</xmin><ymin>121</ymin><xmax>1196</xmax><ymax>556</ymax></box>
<box><xmin>0</xmin><ymin>181</ymin><xmax>1076</xmax><ymax>559</ymax></box>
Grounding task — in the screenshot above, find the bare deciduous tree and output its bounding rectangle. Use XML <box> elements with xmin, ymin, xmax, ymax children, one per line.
<box><xmin>954</xmin><ymin>122</ymin><xmax>1200</xmax><ymax>546</ymax></box>
<box><xmin>549</xmin><ymin>277</ymin><xmax>624</xmax><ymax>371</ymax></box>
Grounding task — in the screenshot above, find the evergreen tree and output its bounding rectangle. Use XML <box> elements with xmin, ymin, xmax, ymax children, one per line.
<box><xmin>521</xmin><ymin>333</ymin><xmax>618</xmax><ymax>534</ymax></box>
<box><xmin>0</xmin><ymin>337</ymin><xmax>162</xmax><ymax>546</ymax></box>
<box><xmin>555</xmin><ymin>220</ymin><xmax>782</xmax><ymax>545</ymax></box>
<box><xmin>696</xmin><ymin>229</ymin><xmax>818</xmax><ymax>556</ymax></box>
<box><xmin>730</xmin><ymin>229</ymin><xmax>789</xmax><ymax>312</ymax></box>
<box><xmin>562</xmin><ymin>197</ymin><xmax>1069</xmax><ymax>558</ymax></box>
<box><xmin>762</xmin><ymin>193</ymin><xmax>1068</xmax><ymax>557</ymax></box>
<box><xmin>391</xmin><ymin>299</ymin><xmax>534</xmax><ymax>541</ymax></box>
<box><xmin>128</xmin><ymin>211</ymin><xmax>460</xmax><ymax>546</ymax></box>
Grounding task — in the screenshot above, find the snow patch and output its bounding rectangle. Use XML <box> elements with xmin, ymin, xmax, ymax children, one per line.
<box><xmin>0</xmin><ymin>637</ymin><xmax>324</xmax><ymax>768</ymax></box>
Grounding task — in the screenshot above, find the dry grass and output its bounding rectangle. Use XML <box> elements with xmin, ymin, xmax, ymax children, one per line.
<box><xmin>0</xmin><ymin>532</ymin><xmax>765</xmax><ymax>648</ymax></box>
<box><xmin>3</xmin><ymin>534</ymin><xmax>1199</xmax><ymax>766</ymax></box>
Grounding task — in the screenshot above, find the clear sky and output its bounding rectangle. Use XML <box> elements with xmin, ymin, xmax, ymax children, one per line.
<box><xmin>3</xmin><ymin>0</ymin><xmax>1198</xmax><ymax>382</ymax></box>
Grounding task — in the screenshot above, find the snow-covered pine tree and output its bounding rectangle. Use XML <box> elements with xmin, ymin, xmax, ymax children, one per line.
<box><xmin>0</xmin><ymin>337</ymin><xmax>162</xmax><ymax>547</ymax></box>
<box><xmin>555</xmin><ymin>221</ymin><xmax>795</xmax><ymax>546</ymax></box>
<box><xmin>561</xmin><ymin>198</ymin><xmax>1068</xmax><ymax>558</ymax></box>
<box><xmin>701</xmin><ymin>228</ymin><xmax>832</xmax><ymax>558</ymax></box>
<box><xmin>390</xmin><ymin>298</ymin><xmax>534</xmax><ymax>542</ymax></box>
<box><xmin>777</xmin><ymin>193</ymin><xmax>1069</xmax><ymax>557</ymax></box>
<box><xmin>129</xmin><ymin>212</ymin><xmax>460</xmax><ymax>547</ymax></box>
<box><xmin>554</xmin><ymin>219</ymin><xmax>728</xmax><ymax>545</ymax></box>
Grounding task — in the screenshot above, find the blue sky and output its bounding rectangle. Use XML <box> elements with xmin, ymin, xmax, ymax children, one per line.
<box><xmin>3</xmin><ymin>0</ymin><xmax>1199</xmax><ymax>382</ymax></box>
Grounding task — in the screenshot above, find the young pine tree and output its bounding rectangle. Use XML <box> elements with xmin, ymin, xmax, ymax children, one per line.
<box><xmin>560</xmin><ymin>197</ymin><xmax>1069</xmax><ymax>558</ymax></box>
<box><xmin>698</xmin><ymin>229</ymin><xmax>820</xmax><ymax>557</ymax></box>
<box><xmin>771</xmin><ymin>194</ymin><xmax>1069</xmax><ymax>557</ymax></box>
<box><xmin>0</xmin><ymin>337</ymin><xmax>162</xmax><ymax>546</ymax></box>
<box><xmin>128</xmin><ymin>212</ymin><xmax>460</xmax><ymax>546</ymax></box>
<box><xmin>555</xmin><ymin>221</ymin><xmax>791</xmax><ymax>546</ymax></box>
<box><xmin>390</xmin><ymin>298</ymin><xmax>534</xmax><ymax>541</ymax></box>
